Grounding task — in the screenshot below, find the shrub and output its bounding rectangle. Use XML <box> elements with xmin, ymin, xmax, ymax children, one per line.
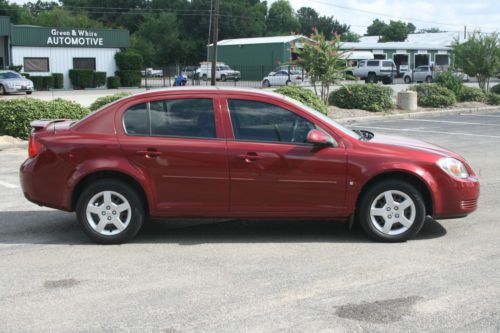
<box><xmin>328</xmin><ymin>84</ymin><xmax>394</xmax><ymax>112</ymax></box>
<box><xmin>485</xmin><ymin>92</ymin><xmax>500</xmax><ymax>105</ymax></box>
<box><xmin>21</xmin><ymin>73</ymin><xmax>30</xmax><ymax>79</ymax></box>
<box><xmin>459</xmin><ymin>86</ymin><xmax>485</xmax><ymax>102</ymax></box>
<box><xmin>93</xmin><ymin>71</ymin><xmax>106</xmax><ymax>87</ymax></box>
<box><xmin>490</xmin><ymin>84</ymin><xmax>500</xmax><ymax>95</ymax></box>
<box><xmin>69</xmin><ymin>69</ymin><xmax>95</xmax><ymax>89</ymax></box>
<box><xmin>30</xmin><ymin>75</ymin><xmax>54</xmax><ymax>91</ymax></box>
<box><xmin>434</xmin><ymin>70</ymin><xmax>464</xmax><ymax>98</ymax></box>
<box><xmin>116</xmin><ymin>70</ymin><xmax>141</xmax><ymax>87</ymax></box>
<box><xmin>410</xmin><ymin>84</ymin><xmax>456</xmax><ymax>107</ymax></box>
<box><xmin>89</xmin><ymin>92</ymin><xmax>130</xmax><ymax>111</ymax></box>
<box><xmin>107</xmin><ymin>76</ymin><xmax>121</xmax><ymax>89</ymax></box>
<box><xmin>8</xmin><ymin>65</ymin><xmax>23</xmax><ymax>72</ymax></box>
<box><xmin>115</xmin><ymin>50</ymin><xmax>143</xmax><ymax>70</ymax></box>
<box><xmin>275</xmin><ymin>85</ymin><xmax>327</xmax><ymax>114</ymax></box>
<box><xmin>52</xmin><ymin>73</ymin><xmax>64</xmax><ymax>89</ymax></box>
<box><xmin>0</xmin><ymin>98</ymin><xmax>90</xmax><ymax>139</ymax></box>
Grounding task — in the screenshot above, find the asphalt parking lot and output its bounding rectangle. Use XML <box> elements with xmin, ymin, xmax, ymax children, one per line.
<box><xmin>1</xmin><ymin>111</ymin><xmax>499</xmax><ymax>332</ymax></box>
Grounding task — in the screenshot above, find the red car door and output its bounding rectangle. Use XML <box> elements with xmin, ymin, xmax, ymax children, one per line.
<box><xmin>221</xmin><ymin>95</ymin><xmax>347</xmax><ymax>217</ymax></box>
<box><xmin>117</xmin><ymin>94</ymin><xmax>229</xmax><ymax>216</ymax></box>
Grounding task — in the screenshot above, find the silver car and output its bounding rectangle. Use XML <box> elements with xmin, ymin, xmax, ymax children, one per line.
<box><xmin>0</xmin><ymin>70</ymin><xmax>34</xmax><ymax>95</ymax></box>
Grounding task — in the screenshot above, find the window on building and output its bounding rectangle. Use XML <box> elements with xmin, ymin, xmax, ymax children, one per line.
<box><xmin>24</xmin><ymin>58</ymin><xmax>49</xmax><ymax>72</ymax></box>
<box><xmin>435</xmin><ymin>54</ymin><xmax>449</xmax><ymax>66</ymax></box>
<box><xmin>373</xmin><ymin>54</ymin><xmax>386</xmax><ymax>60</ymax></box>
<box><xmin>73</xmin><ymin>58</ymin><xmax>96</xmax><ymax>70</ymax></box>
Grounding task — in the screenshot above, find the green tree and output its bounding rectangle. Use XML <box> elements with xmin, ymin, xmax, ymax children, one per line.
<box><xmin>295</xmin><ymin>30</ymin><xmax>349</xmax><ymax>104</ymax></box>
<box><xmin>266</xmin><ymin>0</ymin><xmax>300</xmax><ymax>35</ymax></box>
<box><xmin>452</xmin><ymin>32</ymin><xmax>500</xmax><ymax>92</ymax></box>
<box><xmin>366</xmin><ymin>19</ymin><xmax>386</xmax><ymax>36</ymax></box>
<box><xmin>340</xmin><ymin>31</ymin><xmax>360</xmax><ymax>42</ymax></box>
<box><xmin>32</xmin><ymin>7</ymin><xmax>104</xmax><ymax>28</ymax></box>
<box><xmin>297</xmin><ymin>7</ymin><xmax>319</xmax><ymax>37</ymax></box>
<box><xmin>418</xmin><ymin>27</ymin><xmax>446</xmax><ymax>33</ymax></box>
<box><xmin>379</xmin><ymin>20</ymin><xmax>410</xmax><ymax>42</ymax></box>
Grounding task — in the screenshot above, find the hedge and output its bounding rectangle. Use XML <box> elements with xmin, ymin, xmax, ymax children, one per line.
<box><xmin>275</xmin><ymin>86</ymin><xmax>327</xmax><ymax>114</ymax></box>
<box><xmin>30</xmin><ymin>76</ymin><xmax>54</xmax><ymax>91</ymax></box>
<box><xmin>107</xmin><ymin>76</ymin><xmax>121</xmax><ymax>89</ymax></box>
<box><xmin>459</xmin><ymin>86</ymin><xmax>485</xmax><ymax>102</ymax></box>
<box><xmin>52</xmin><ymin>73</ymin><xmax>64</xmax><ymax>89</ymax></box>
<box><xmin>89</xmin><ymin>92</ymin><xmax>131</xmax><ymax>111</ymax></box>
<box><xmin>486</xmin><ymin>92</ymin><xmax>500</xmax><ymax>105</ymax></box>
<box><xmin>410</xmin><ymin>84</ymin><xmax>456</xmax><ymax>107</ymax></box>
<box><xmin>434</xmin><ymin>70</ymin><xmax>464</xmax><ymax>98</ymax></box>
<box><xmin>93</xmin><ymin>71</ymin><xmax>106</xmax><ymax>87</ymax></box>
<box><xmin>116</xmin><ymin>70</ymin><xmax>141</xmax><ymax>87</ymax></box>
<box><xmin>0</xmin><ymin>98</ymin><xmax>90</xmax><ymax>139</ymax></box>
<box><xmin>490</xmin><ymin>84</ymin><xmax>500</xmax><ymax>95</ymax></box>
<box><xmin>69</xmin><ymin>69</ymin><xmax>95</xmax><ymax>89</ymax></box>
<box><xmin>115</xmin><ymin>50</ymin><xmax>143</xmax><ymax>70</ymax></box>
<box><xmin>328</xmin><ymin>84</ymin><xmax>394</xmax><ymax>112</ymax></box>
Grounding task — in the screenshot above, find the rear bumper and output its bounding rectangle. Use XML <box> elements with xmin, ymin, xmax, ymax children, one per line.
<box><xmin>432</xmin><ymin>176</ymin><xmax>480</xmax><ymax>218</ymax></box>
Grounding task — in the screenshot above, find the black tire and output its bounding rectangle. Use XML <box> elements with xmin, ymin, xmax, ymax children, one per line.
<box><xmin>221</xmin><ymin>74</ymin><xmax>226</xmax><ymax>82</ymax></box>
<box><xmin>367</xmin><ymin>73</ymin><xmax>377</xmax><ymax>84</ymax></box>
<box><xmin>285</xmin><ymin>80</ymin><xmax>291</xmax><ymax>85</ymax></box>
<box><xmin>76</xmin><ymin>179</ymin><xmax>145</xmax><ymax>244</ymax></box>
<box><xmin>202</xmin><ymin>74</ymin><xmax>207</xmax><ymax>81</ymax></box>
<box><xmin>263</xmin><ymin>79</ymin><xmax>271</xmax><ymax>87</ymax></box>
<box><xmin>382</xmin><ymin>77</ymin><xmax>393</xmax><ymax>85</ymax></box>
<box><xmin>358</xmin><ymin>180</ymin><xmax>426</xmax><ymax>242</ymax></box>
<box><xmin>404</xmin><ymin>76</ymin><xmax>411</xmax><ymax>84</ymax></box>
<box><xmin>425</xmin><ymin>76</ymin><xmax>433</xmax><ymax>83</ymax></box>
<box><xmin>26</xmin><ymin>91</ymin><xmax>32</xmax><ymax>95</ymax></box>
<box><xmin>0</xmin><ymin>85</ymin><xmax>5</xmax><ymax>95</ymax></box>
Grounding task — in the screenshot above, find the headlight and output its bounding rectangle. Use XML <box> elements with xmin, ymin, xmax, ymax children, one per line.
<box><xmin>437</xmin><ymin>157</ymin><xmax>469</xmax><ymax>179</ymax></box>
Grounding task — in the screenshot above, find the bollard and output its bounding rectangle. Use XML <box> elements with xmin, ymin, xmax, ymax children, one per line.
<box><xmin>397</xmin><ymin>90</ymin><xmax>418</xmax><ymax>111</ymax></box>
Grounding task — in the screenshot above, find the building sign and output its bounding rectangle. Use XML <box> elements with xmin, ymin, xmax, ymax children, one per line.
<box><xmin>47</xmin><ymin>29</ymin><xmax>104</xmax><ymax>47</ymax></box>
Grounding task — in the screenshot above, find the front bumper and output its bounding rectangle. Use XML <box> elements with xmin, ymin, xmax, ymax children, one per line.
<box><xmin>432</xmin><ymin>176</ymin><xmax>480</xmax><ymax>218</ymax></box>
<box><xmin>5</xmin><ymin>85</ymin><xmax>33</xmax><ymax>93</ymax></box>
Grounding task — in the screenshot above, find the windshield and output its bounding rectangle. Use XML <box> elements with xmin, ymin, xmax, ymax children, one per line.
<box><xmin>0</xmin><ymin>71</ymin><xmax>23</xmax><ymax>79</ymax></box>
<box><xmin>282</xmin><ymin>96</ymin><xmax>361</xmax><ymax>139</ymax></box>
<box><xmin>220</xmin><ymin>66</ymin><xmax>230</xmax><ymax>70</ymax></box>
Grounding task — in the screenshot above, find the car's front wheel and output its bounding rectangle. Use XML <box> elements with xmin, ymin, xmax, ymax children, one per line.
<box><xmin>262</xmin><ymin>79</ymin><xmax>271</xmax><ymax>87</ymax></box>
<box><xmin>404</xmin><ymin>76</ymin><xmax>411</xmax><ymax>84</ymax></box>
<box><xmin>76</xmin><ymin>179</ymin><xmax>145</xmax><ymax>244</ymax></box>
<box><xmin>358</xmin><ymin>180</ymin><xmax>426</xmax><ymax>242</ymax></box>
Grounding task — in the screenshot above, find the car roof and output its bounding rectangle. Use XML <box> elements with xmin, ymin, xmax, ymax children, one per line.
<box><xmin>129</xmin><ymin>86</ymin><xmax>286</xmax><ymax>100</ymax></box>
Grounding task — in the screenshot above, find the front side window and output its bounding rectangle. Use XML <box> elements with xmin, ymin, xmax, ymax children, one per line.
<box><xmin>123</xmin><ymin>103</ymin><xmax>149</xmax><ymax>135</ymax></box>
<box><xmin>228</xmin><ymin>99</ymin><xmax>315</xmax><ymax>144</ymax></box>
<box><xmin>73</xmin><ymin>58</ymin><xmax>96</xmax><ymax>70</ymax></box>
<box><xmin>24</xmin><ymin>57</ymin><xmax>49</xmax><ymax>72</ymax></box>
<box><xmin>150</xmin><ymin>98</ymin><xmax>216</xmax><ymax>138</ymax></box>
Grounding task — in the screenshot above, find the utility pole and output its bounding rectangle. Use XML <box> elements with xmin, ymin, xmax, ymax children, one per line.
<box><xmin>210</xmin><ymin>0</ymin><xmax>220</xmax><ymax>86</ymax></box>
<box><xmin>207</xmin><ymin>0</ymin><xmax>213</xmax><ymax>60</ymax></box>
<box><xmin>464</xmin><ymin>25</ymin><xmax>467</xmax><ymax>40</ymax></box>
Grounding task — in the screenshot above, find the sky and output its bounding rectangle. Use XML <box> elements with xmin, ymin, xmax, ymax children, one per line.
<box><xmin>9</xmin><ymin>0</ymin><xmax>500</xmax><ymax>35</ymax></box>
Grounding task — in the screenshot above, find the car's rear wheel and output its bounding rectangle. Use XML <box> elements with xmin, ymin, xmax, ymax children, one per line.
<box><xmin>285</xmin><ymin>79</ymin><xmax>291</xmax><ymax>85</ymax></box>
<box><xmin>358</xmin><ymin>180</ymin><xmax>426</xmax><ymax>242</ymax></box>
<box><xmin>0</xmin><ymin>85</ymin><xmax>5</xmax><ymax>95</ymax></box>
<box><xmin>76</xmin><ymin>179</ymin><xmax>145</xmax><ymax>244</ymax></box>
<box><xmin>366</xmin><ymin>73</ymin><xmax>377</xmax><ymax>84</ymax></box>
<box><xmin>425</xmin><ymin>76</ymin><xmax>433</xmax><ymax>83</ymax></box>
<box><xmin>221</xmin><ymin>74</ymin><xmax>227</xmax><ymax>82</ymax></box>
<box><xmin>26</xmin><ymin>91</ymin><xmax>32</xmax><ymax>95</ymax></box>
<box><xmin>404</xmin><ymin>76</ymin><xmax>411</xmax><ymax>84</ymax></box>
<box><xmin>202</xmin><ymin>74</ymin><xmax>207</xmax><ymax>81</ymax></box>
<box><xmin>262</xmin><ymin>79</ymin><xmax>271</xmax><ymax>87</ymax></box>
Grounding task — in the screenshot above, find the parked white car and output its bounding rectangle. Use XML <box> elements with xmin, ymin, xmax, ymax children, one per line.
<box><xmin>262</xmin><ymin>70</ymin><xmax>303</xmax><ymax>87</ymax></box>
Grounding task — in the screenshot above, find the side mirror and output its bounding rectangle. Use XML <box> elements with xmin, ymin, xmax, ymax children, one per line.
<box><xmin>306</xmin><ymin>129</ymin><xmax>336</xmax><ymax>147</ymax></box>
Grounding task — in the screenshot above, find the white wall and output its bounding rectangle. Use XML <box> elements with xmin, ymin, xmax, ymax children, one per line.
<box><xmin>11</xmin><ymin>46</ymin><xmax>120</xmax><ymax>89</ymax></box>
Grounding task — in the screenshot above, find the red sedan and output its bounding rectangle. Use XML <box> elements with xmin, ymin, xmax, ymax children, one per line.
<box><xmin>20</xmin><ymin>87</ymin><xmax>479</xmax><ymax>244</ymax></box>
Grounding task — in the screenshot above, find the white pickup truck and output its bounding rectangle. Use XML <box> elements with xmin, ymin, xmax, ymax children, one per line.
<box><xmin>353</xmin><ymin>60</ymin><xmax>397</xmax><ymax>84</ymax></box>
<box><xmin>195</xmin><ymin>63</ymin><xmax>240</xmax><ymax>81</ymax></box>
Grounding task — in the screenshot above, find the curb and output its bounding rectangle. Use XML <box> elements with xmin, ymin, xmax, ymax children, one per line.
<box><xmin>335</xmin><ymin>106</ymin><xmax>500</xmax><ymax>124</ymax></box>
<box><xmin>0</xmin><ymin>141</ymin><xmax>27</xmax><ymax>150</ymax></box>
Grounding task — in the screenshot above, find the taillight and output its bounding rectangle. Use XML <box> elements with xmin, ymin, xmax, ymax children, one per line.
<box><xmin>296</xmin><ymin>76</ymin><xmax>302</xmax><ymax>80</ymax></box>
<box><xmin>28</xmin><ymin>135</ymin><xmax>44</xmax><ymax>158</ymax></box>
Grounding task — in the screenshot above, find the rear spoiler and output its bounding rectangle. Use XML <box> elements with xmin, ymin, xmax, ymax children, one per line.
<box><xmin>30</xmin><ymin>119</ymin><xmax>70</xmax><ymax>132</ymax></box>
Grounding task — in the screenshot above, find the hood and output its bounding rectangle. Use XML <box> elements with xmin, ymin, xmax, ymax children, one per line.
<box><xmin>369</xmin><ymin>132</ymin><xmax>463</xmax><ymax>160</ymax></box>
<box><xmin>2</xmin><ymin>78</ymin><xmax>33</xmax><ymax>85</ymax></box>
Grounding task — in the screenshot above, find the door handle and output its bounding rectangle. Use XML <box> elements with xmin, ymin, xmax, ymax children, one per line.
<box><xmin>136</xmin><ymin>149</ymin><xmax>161</xmax><ymax>158</ymax></box>
<box><xmin>237</xmin><ymin>153</ymin><xmax>263</xmax><ymax>162</ymax></box>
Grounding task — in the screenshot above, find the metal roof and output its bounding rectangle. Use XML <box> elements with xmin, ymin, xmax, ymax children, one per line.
<box><xmin>209</xmin><ymin>35</ymin><xmax>306</xmax><ymax>46</ymax></box>
<box><xmin>341</xmin><ymin>41</ymin><xmax>450</xmax><ymax>51</ymax></box>
<box><xmin>358</xmin><ymin>31</ymin><xmax>466</xmax><ymax>47</ymax></box>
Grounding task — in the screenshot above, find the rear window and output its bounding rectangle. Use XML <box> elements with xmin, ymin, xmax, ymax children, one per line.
<box><xmin>367</xmin><ymin>61</ymin><xmax>379</xmax><ymax>67</ymax></box>
<box><xmin>123</xmin><ymin>103</ymin><xmax>149</xmax><ymax>135</ymax></box>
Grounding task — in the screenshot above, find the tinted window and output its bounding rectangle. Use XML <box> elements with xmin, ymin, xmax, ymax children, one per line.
<box><xmin>367</xmin><ymin>60</ymin><xmax>379</xmax><ymax>67</ymax></box>
<box><xmin>228</xmin><ymin>99</ymin><xmax>315</xmax><ymax>144</ymax></box>
<box><xmin>0</xmin><ymin>71</ymin><xmax>22</xmax><ymax>79</ymax></box>
<box><xmin>73</xmin><ymin>58</ymin><xmax>96</xmax><ymax>70</ymax></box>
<box><xmin>24</xmin><ymin>57</ymin><xmax>49</xmax><ymax>72</ymax></box>
<box><xmin>150</xmin><ymin>99</ymin><xmax>216</xmax><ymax>138</ymax></box>
<box><xmin>123</xmin><ymin>103</ymin><xmax>148</xmax><ymax>135</ymax></box>
<box><xmin>382</xmin><ymin>61</ymin><xmax>394</xmax><ymax>67</ymax></box>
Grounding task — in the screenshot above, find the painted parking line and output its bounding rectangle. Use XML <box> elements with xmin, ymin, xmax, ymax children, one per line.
<box><xmin>352</xmin><ymin>125</ymin><xmax>500</xmax><ymax>139</ymax></box>
<box><xmin>403</xmin><ymin>119</ymin><xmax>500</xmax><ymax>126</ymax></box>
<box><xmin>460</xmin><ymin>113</ymin><xmax>500</xmax><ymax>118</ymax></box>
<box><xmin>0</xmin><ymin>180</ymin><xmax>19</xmax><ymax>189</ymax></box>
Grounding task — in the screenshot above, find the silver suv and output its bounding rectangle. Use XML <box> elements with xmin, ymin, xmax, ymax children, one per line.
<box><xmin>353</xmin><ymin>60</ymin><xmax>396</xmax><ymax>84</ymax></box>
<box><xmin>403</xmin><ymin>66</ymin><xmax>434</xmax><ymax>83</ymax></box>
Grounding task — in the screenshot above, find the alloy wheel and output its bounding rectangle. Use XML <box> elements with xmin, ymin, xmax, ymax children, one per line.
<box><xmin>85</xmin><ymin>190</ymin><xmax>131</xmax><ymax>236</ymax></box>
<box><xmin>369</xmin><ymin>190</ymin><xmax>416</xmax><ymax>236</ymax></box>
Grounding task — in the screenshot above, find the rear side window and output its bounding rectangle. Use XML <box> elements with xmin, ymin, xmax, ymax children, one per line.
<box><xmin>228</xmin><ymin>99</ymin><xmax>315</xmax><ymax>144</ymax></box>
<box><xmin>150</xmin><ymin>99</ymin><xmax>216</xmax><ymax>138</ymax></box>
<box><xmin>382</xmin><ymin>61</ymin><xmax>394</xmax><ymax>67</ymax></box>
<box><xmin>123</xmin><ymin>103</ymin><xmax>148</xmax><ymax>135</ymax></box>
<box><xmin>367</xmin><ymin>60</ymin><xmax>379</xmax><ymax>67</ymax></box>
